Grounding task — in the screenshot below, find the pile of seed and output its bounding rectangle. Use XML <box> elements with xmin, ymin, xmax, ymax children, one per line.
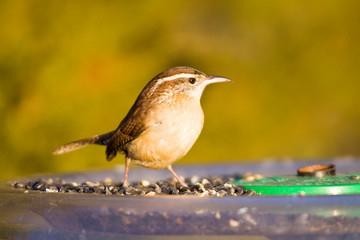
<box><xmin>13</xmin><ymin>176</ymin><xmax>257</xmax><ymax>197</ymax></box>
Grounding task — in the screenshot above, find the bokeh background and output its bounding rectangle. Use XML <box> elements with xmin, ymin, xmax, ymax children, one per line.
<box><xmin>1</xmin><ymin>1</ymin><xmax>360</xmax><ymax>180</ymax></box>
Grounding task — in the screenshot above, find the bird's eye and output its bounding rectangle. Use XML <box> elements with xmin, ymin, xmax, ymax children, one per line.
<box><xmin>188</xmin><ymin>77</ymin><xmax>196</xmax><ymax>84</ymax></box>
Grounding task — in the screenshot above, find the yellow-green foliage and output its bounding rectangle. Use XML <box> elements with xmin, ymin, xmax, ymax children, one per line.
<box><xmin>1</xmin><ymin>1</ymin><xmax>360</xmax><ymax>180</ymax></box>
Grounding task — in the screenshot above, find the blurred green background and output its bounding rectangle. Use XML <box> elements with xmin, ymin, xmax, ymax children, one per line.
<box><xmin>1</xmin><ymin>0</ymin><xmax>360</xmax><ymax>180</ymax></box>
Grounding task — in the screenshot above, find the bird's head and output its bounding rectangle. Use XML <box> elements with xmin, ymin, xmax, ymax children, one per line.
<box><xmin>146</xmin><ymin>66</ymin><xmax>231</xmax><ymax>101</ymax></box>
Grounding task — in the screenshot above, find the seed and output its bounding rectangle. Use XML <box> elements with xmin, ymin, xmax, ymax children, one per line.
<box><xmin>201</xmin><ymin>178</ymin><xmax>210</xmax><ymax>185</ymax></box>
<box><xmin>245</xmin><ymin>176</ymin><xmax>255</xmax><ymax>182</ymax></box>
<box><xmin>351</xmin><ymin>175</ymin><xmax>360</xmax><ymax>180</ymax></box>
<box><xmin>14</xmin><ymin>182</ymin><xmax>25</xmax><ymax>188</ymax></box>
<box><xmin>145</xmin><ymin>191</ymin><xmax>155</xmax><ymax>197</ymax></box>
<box><xmin>199</xmin><ymin>191</ymin><xmax>209</xmax><ymax>197</ymax></box>
<box><xmin>46</xmin><ymin>188</ymin><xmax>58</xmax><ymax>193</ymax></box>
<box><xmin>84</xmin><ymin>181</ymin><xmax>96</xmax><ymax>187</ymax></box>
<box><xmin>141</xmin><ymin>180</ymin><xmax>150</xmax><ymax>187</ymax></box>
<box><xmin>243</xmin><ymin>189</ymin><xmax>256</xmax><ymax>196</ymax></box>
<box><xmin>254</xmin><ymin>174</ymin><xmax>263</xmax><ymax>180</ymax></box>
<box><xmin>218</xmin><ymin>190</ymin><xmax>227</xmax><ymax>196</ymax></box>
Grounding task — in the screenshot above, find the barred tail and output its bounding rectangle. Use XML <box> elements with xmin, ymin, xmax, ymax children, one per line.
<box><xmin>52</xmin><ymin>131</ymin><xmax>116</xmax><ymax>155</ymax></box>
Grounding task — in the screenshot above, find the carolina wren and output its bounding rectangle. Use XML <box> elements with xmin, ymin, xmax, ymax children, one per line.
<box><xmin>53</xmin><ymin>66</ymin><xmax>231</xmax><ymax>187</ymax></box>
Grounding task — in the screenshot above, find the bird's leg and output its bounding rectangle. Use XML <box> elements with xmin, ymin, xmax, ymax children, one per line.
<box><xmin>167</xmin><ymin>165</ymin><xmax>188</xmax><ymax>187</ymax></box>
<box><xmin>123</xmin><ymin>157</ymin><xmax>131</xmax><ymax>188</ymax></box>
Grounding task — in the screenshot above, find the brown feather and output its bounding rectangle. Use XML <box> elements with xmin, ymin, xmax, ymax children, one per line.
<box><xmin>53</xmin><ymin>131</ymin><xmax>115</xmax><ymax>155</ymax></box>
<box><xmin>106</xmin><ymin>119</ymin><xmax>146</xmax><ymax>161</ymax></box>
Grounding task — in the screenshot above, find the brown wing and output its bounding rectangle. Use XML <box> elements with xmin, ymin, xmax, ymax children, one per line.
<box><xmin>105</xmin><ymin>71</ymin><xmax>163</xmax><ymax>161</ymax></box>
<box><xmin>105</xmin><ymin>107</ymin><xmax>147</xmax><ymax>161</ymax></box>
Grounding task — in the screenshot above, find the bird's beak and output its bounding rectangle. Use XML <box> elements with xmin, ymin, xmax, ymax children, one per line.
<box><xmin>206</xmin><ymin>75</ymin><xmax>232</xmax><ymax>84</ymax></box>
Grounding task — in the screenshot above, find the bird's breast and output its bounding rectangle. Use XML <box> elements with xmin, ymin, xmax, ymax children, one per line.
<box><xmin>127</xmin><ymin>97</ymin><xmax>204</xmax><ymax>169</ymax></box>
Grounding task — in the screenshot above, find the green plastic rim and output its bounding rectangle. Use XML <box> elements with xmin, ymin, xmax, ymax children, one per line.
<box><xmin>234</xmin><ymin>174</ymin><xmax>360</xmax><ymax>196</ymax></box>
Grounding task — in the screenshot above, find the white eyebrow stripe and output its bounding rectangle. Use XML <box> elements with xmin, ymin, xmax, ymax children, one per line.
<box><xmin>157</xmin><ymin>73</ymin><xmax>199</xmax><ymax>82</ymax></box>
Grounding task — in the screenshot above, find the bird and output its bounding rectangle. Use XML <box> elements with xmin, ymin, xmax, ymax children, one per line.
<box><xmin>53</xmin><ymin>66</ymin><xmax>231</xmax><ymax>187</ymax></box>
